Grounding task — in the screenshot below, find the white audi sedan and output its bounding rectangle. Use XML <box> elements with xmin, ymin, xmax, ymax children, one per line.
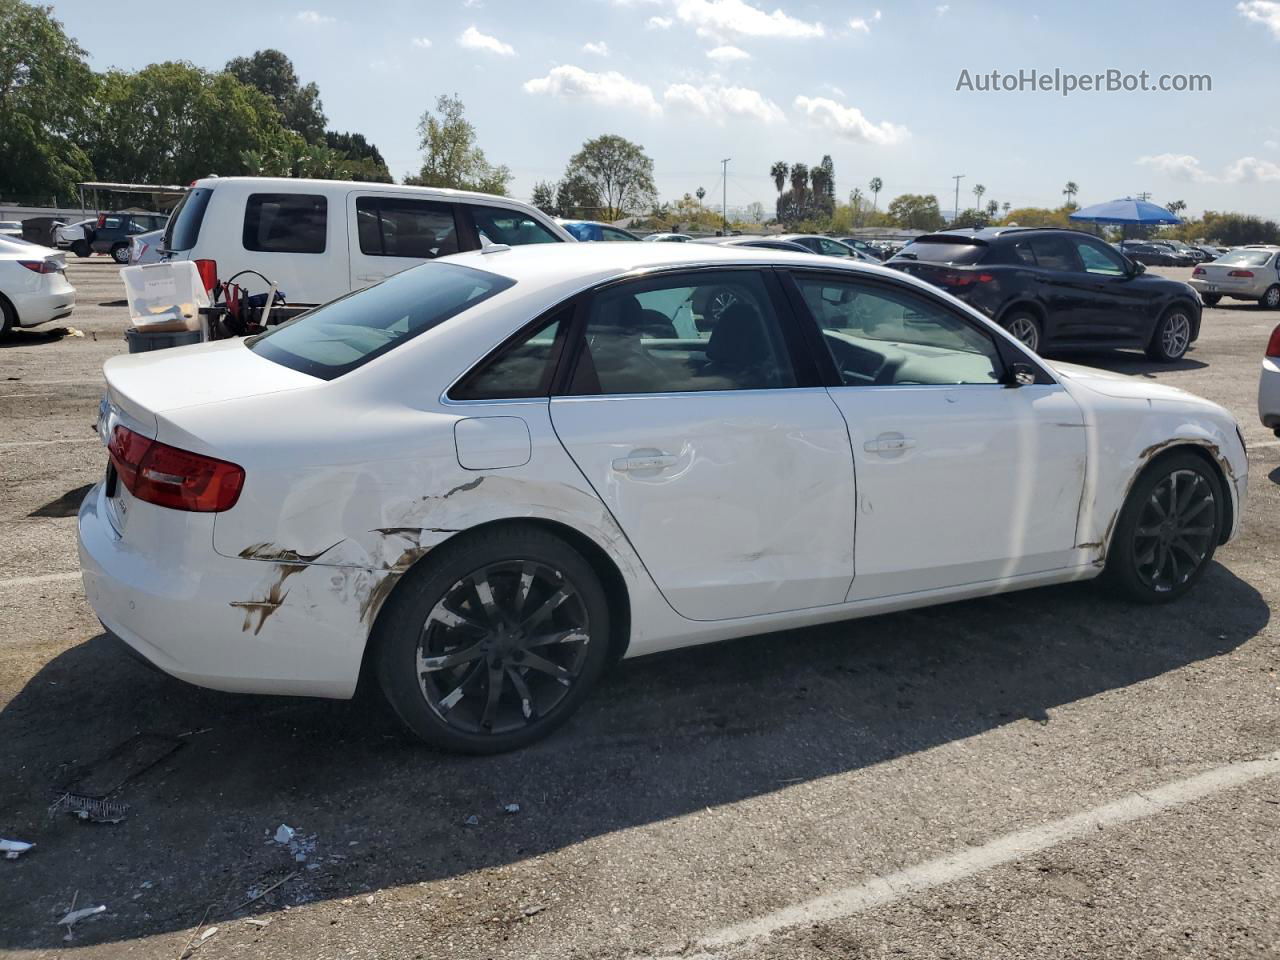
<box><xmin>79</xmin><ymin>243</ymin><xmax>1247</xmax><ymax>752</ymax></box>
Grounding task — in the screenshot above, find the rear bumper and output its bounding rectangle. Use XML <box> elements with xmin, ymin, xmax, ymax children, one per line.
<box><xmin>11</xmin><ymin>284</ymin><xmax>75</xmax><ymax>327</ymax></box>
<box><xmin>77</xmin><ymin>481</ymin><xmax>370</xmax><ymax>699</ymax></box>
<box><xmin>1188</xmin><ymin>278</ymin><xmax>1264</xmax><ymax>300</ymax></box>
<box><xmin>1261</xmin><ymin>358</ymin><xmax>1280</xmax><ymax>429</ymax></box>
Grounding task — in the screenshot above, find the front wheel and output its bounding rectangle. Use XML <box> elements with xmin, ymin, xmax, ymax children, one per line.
<box><xmin>1260</xmin><ymin>285</ymin><xmax>1280</xmax><ymax>310</ymax></box>
<box><xmin>71</xmin><ymin>240</ymin><xmax>90</xmax><ymax>258</ymax></box>
<box><xmin>1201</xmin><ymin>294</ymin><xmax>1221</xmax><ymax>307</ymax></box>
<box><xmin>1146</xmin><ymin>307</ymin><xmax>1193</xmax><ymax>362</ymax></box>
<box><xmin>374</xmin><ymin>525</ymin><xmax>612</xmax><ymax>753</ymax></box>
<box><xmin>1103</xmin><ymin>451</ymin><xmax>1222</xmax><ymax>603</ymax></box>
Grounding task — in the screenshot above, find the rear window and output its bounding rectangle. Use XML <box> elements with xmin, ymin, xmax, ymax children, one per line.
<box><xmin>895</xmin><ymin>239</ymin><xmax>987</xmax><ymax>265</ymax></box>
<box><xmin>1216</xmin><ymin>251</ymin><xmax>1272</xmax><ymax>266</ymax></box>
<box><xmin>164</xmin><ymin>187</ymin><xmax>213</xmax><ymax>252</ymax></box>
<box><xmin>249</xmin><ymin>261</ymin><xmax>514</xmax><ymax>380</ymax></box>
<box><xmin>243</xmin><ymin>193</ymin><xmax>327</xmax><ymax>254</ymax></box>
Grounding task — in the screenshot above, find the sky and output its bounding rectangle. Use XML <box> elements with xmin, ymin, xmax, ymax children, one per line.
<box><xmin>50</xmin><ymin>0</ymin><xmax>1280</xmax><ymax>218</ymax></box>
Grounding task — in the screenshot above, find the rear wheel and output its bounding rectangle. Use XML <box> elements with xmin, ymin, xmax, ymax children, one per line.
<box><xmin>374</xmin><ymin>525</ymin><xmax>612</xmax><ymax>753</ymax></box>
<box><xmin>110</xmin><ymin>243</ymin><xmax>130</xmax><ymax>264</ymax></box>
<box><xmin>1145</xmin><ymin>306</ymin><xmax>1192</xmax><ymax>361</ymax></box>
<box><xmin>1104</xmin><ymin>451</ymin><xmax>1222</xmax><ymax>603</ymax></box>
<box><xmin>1261</xmin><ymin>285</ymin><xmax>1280</xmax><ymax>310</ymax></box>
<box><xmin>1002</xmin><ymin>311</ymin><xmax>1042</xmax><ymax>353</ymax></box>
<box><xmin>0</xmin><ymin>295</ymin><xmax>15</xmax><ymax>336</ymax></box>
<box><xmin>1201</xmin><ymin>294</ymin><xmax>1221</xmax><ymax>307</ymax></box>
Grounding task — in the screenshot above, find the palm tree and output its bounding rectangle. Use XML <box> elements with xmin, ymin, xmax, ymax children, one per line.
<box><xmin>695</xmin><ymin>186</ymin><xmax>706</xmax><ymax>204</ymax></box>
<box><xmin>972</xmin><ymin>183</ymin><xmax>986</xmax><ymax>208</ymax></box>
<box><xmin>1002</xmin><ymin>202</ymin><xmax>1011</xmax><ymax>216</ymax></box>
<box><xmin>869</xmin><ymin>176</ymin><xmax>883</xmax><ymax>212</ymax></box>
<box><xmin>850</xmin><ymin>186</ymin><xmax>865</xmax><ymax>226</ymax></box>
<box><xmin>986</xmin><ymin>199</ymin><xmax>999</xmax><ymax>218</ymax></box>
<box><xmin>1063</xmin><ymin>181</ymin><xmax>1079</xmax><ymax>206</ymax></box>
<box><xmin>1167</xmin><ymin>199</ymin><xmax>1187</xmax><ymax>217</ymax></box>
<box><xmin>789</xmin><ymin>162</ymin><xmax>810</xmax><ymax>217</ymax></box>
<box><xmin>770</xmin><ymin>162</ymin><xmax>789</xmax><ymax>194</ymax></box>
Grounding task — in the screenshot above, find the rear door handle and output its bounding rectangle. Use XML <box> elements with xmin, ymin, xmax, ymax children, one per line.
<box><xmin>612</xmin><ymin>454</ymin><xmax>678</xmax><ymax>472</ymax></box>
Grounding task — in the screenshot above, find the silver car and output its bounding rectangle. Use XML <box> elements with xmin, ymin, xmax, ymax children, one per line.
<box><xmin>1190</xmin><ymin>247</ymin><xmax>1280</xmax><ymax>308</ymax></box>
<box><xmin>128</xmin><ymin>228</ymin><xmax>167</xmax><ymax>265</ymax></box>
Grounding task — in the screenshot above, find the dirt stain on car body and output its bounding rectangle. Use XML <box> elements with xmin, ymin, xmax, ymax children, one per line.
<box><xmin>230</xmin><ymin>563</ymin><xmax>308</xmax><ymax>635</ymax></box>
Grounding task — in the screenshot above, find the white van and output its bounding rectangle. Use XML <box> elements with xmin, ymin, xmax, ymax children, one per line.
<box><xmin>160</xmin><ymin>177</ymin><xmax>575</xmax><ymax>305</ymax></box>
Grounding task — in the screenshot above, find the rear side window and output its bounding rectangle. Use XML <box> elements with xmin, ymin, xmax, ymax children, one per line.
<box><xmin>355</xmin><ymin>196</ymin><xmax>460</xmax><ymax>259</ymax></box>
<box><xmin>561</xmin><ymin>222</ymin><xmax>594</xmax><ymax>241</ymax></box>
<box><xmin>897</xmin><ymin>239</ymin><xmax>987</xmax><ymax>264</ymax></box>
<box><xmin>1028</xmin><ymin>236</ymin><xmax>1078</xmax><ymax>271</ymax></box>
<box><xmin>250</xmin><ymin>261</ymin><xmax>514</xmax><ymax>380</ymax></box>
<box><xmin>470</xmin><ymin>206</ymin><xmax>560</xmax><ymax>246</ymax></box>
<box><xmin>164</xmin><ymin>187</ymin><xmax>213</xmax><ymax>251</ymax></box>
<box><xmin>243</xmin><ymin>193</ymin><xmax>327</xmax><ymax>254</ymax></box>
<box><xmin>451</xmin><ymin>309</ymin><xmax>569</xmax><ymax>400</ymax></box>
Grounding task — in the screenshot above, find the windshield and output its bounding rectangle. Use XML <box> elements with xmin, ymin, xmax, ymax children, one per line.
<box><xmin>1215</xmin><ymin>251</ymin><xmax>1273</xmax><ymax>266</ymax></box>
<box><xmin>250</xmin><ymin>261</ymin><xmax>514</xmax><ymax>379</ymax></box>
<box><xmin>163</xmin><ymin>187</ymin><xmax>213</xmax><ymax>251</ymax></box>
<box><xmin>895</xmin><ymin>239</ymin><xmax>987</xmax><ymax>264</ymax></box>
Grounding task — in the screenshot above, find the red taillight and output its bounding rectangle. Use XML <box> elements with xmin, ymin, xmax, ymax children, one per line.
<box><xmin>935</xmin><ymin>269</ymin><xmax>994</xmax><ymax>287</ymax></box>
<box><xmin>194</xmin><ymin>258</ymin><xmax>218</xmax><ymax>294</ymax></box>
<box><xmin>108</xmin><ymin>425</ymin><xmax>244</xmax><ymax>512</ymax></box>
<box><xmin>96</xmin><ymin>214</ymin><xmax>106</xmax><ymax>228</ymax></box>
<box><xmin>1267</xmin><ymin>325</ymin><xmax>1280</xmax><ymax>359</ymax></box>
<box><xmin>1193</xmin><ymin>267</ymin><xmax>1206</xmax><ymax>276</ymax></box>
<box><xmin>18</xmin><ymin>260</ymin><xmax>58</xmax><ymax>274</ymax></box>
<box><xmin>1229</xmin><ymin>270</ymin><xmax>1255</xmax><ymax>278</ymax></box>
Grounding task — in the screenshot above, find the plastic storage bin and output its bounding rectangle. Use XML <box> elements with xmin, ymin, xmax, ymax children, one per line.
<box><xmin>125</xmin><ymin>327</ymin><xmax>203</xmax><ymax>353</ymax></box>
<box><xmin>119</xmin><ymin>261</ymin><xmax>210</xmax><ymax>332</ymax></box>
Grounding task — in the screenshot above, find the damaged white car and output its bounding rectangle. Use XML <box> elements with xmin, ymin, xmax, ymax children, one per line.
<box><xmin>79</xmin><ymin>243</ymin><xmax>1248</xmax><ymax>752</ymax></box>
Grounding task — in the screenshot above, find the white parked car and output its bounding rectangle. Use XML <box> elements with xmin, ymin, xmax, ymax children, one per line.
<box><xmin>54</xmin><ymin>218</ymin><xmax>95</xmax><ymax>257</ymax></box>
<box><xmin>161</xmin><ymin>177</ymin><xmax>575</xmax><ymax>305</ymax></box>
<box><xmin>0</xmin><ymin>238</ymin><xmax>75</xmax><ymax>335</ymax></box>
<box><xmin>1261</xmin><ymin>323</ymin><xmax>1280</xmax><ymax>436</ymax></box>
<box><xmin>643</xmin><ymin>233</ymin><xmax>693</xmax><ymax>242</ymax></box>
<box><xmin>0</xmin><ymin>220</ymin><xmax>23</xmax><ymax>240</ymax></box>
<box><xmin>1189</xmin><ymin>247</ymin><xmax>1280</xmax><ymax>308</ymax></box>
<box><xmin>78</xmin><ymin>244</ymin><xmax>1247</xmax><ymax>752</ymax></box>
<box><xmin>128</xmin><ymin>228</ymin><xmax>166</xmax><ymax>266</ymax></box>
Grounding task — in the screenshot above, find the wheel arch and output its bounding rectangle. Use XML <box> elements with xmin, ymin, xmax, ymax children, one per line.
<box><xmin>1107</xmin><ymin>442</ymin><xmax>1235</xmax><ymax>559</ymax></box>
<box><xmin>1161</xmin><ymin>296</ymin><xmax>1202</xmax><ymax>341</ymax></box>
<box><xmin>0</xmin><ymin>290</ymin><xmax>17</xmax><ymax>330</ymax></box>
<box><xmin>997</xmin><ymin>298</ymin><xmax>1046</xmax><ymax>326</ymax></box>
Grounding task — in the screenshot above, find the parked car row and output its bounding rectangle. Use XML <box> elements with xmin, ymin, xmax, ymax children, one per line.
<box><xmin>53</xmin><ymin>212</ymin><xmax>169</xmax><ymax>261</ymax></box>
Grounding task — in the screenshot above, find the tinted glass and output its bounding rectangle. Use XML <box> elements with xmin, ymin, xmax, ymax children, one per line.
<box><xmin>1217</xmin><ymin>251</ymin><xmax>1272</xmax><ymax>266</ymax></box>
<box><xmin>355</xmin><ymin>197</ymin><xmax>459</xmax><ymax>259</ymax></box>
<box><xmin>1010</xmin><ymin>239</ymin><xmax>1038</xmax><ymax>265</ymax></box>
<box><xmin>818</xmin><ymin>238</ymin><xmax>853</xmax><ymax>256</ymax></box>
<box><xmin>471</xmin><ymin>206</ymin><xmax>560</xmax><ymax>246</ymax></box>
<box><xmin>243</xmin><ymin>193</ymin><xmax>327</xmax><ymax>253</ymax></box>
<box><xmin>794</xmin><ymin>275</ymin><xmax>1002</xmax><ymax>387</ymax></box>
<box><xmin>452</xmin><ymin>312</ymin><xmax>565</xmax><ymax>400</ymax></box>
<box><xmin>1073</xmin><ymin>238</ymin><xmax>1128</xmax><ymax>276</ymax></box>
<box><xmin>896</xmin><ymin>239</ymin><xmax>987</xmax><ymax>264</ymax></box>
<box><xmin>600</xmin><ymin>226</ymin><xmax>638</xmax><ymax>242</ymax></box>
<box><xmin>1028</xmin><ymin>236</ymin><xmax>1078</xmax><ymax>271</ymax></box>
<box><xmin>568</xmin><ymin>271</ymin><xmax>796</xmax><ymax>394</ymax></box>
<box><xmin>164</xmin><ymin>187</ymin><xmax>213</xmax><ymax>251</ymax></box>
<box><xmin>560</xmin><ymin>222</ymin><xmax>594</xmax><ymax>241</ymax></box>
<box><xmin>250</xmin><ymin>261</ymin><xmax>514</xmax><ymax>380</ymax></box>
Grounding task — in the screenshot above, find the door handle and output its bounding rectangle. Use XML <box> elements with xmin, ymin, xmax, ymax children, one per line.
<box><xmin>863</xmin><ymin>434</ymin><xmax>915</xmax><ymax>454</ymax></box>
<box><xmin>612</xmin><ymin>454</ymin><xmax>678</xmax><ymax>472</ymax></box>
<box><xmin>357</xmin><ymin>272</ymin><xmax>386</xmax><ymax>282</ymax></box>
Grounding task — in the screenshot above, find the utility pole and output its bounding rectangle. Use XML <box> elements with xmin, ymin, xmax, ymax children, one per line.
<box><xmin>951</xmin><ymin>174</ymin><xmax>965</xmax><ymax>223</ymax></box>
<box><xmin>1137</xmin><ymin>191</ymin><xmax>1152</xmax><ymax>202</ymax></box>
<box><xmin>720</xmin><ymin>158</ymin><xmax>731</xmax><ymax>235</ymax></box>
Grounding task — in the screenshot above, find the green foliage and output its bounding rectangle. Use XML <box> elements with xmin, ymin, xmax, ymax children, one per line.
<box><xmin>995</xmin><ymin>205</ymin><xmax>1076</xmax><ymax>228</ymax></box>
<box><xmin>225</xmin><ymin>49</ymin><xmax>327</xmax><ymax>144</ymax></box>
<box><xmin>1173</xmin><ymin>211</ymin><xmax>1280</xmax><ymax>246</ymax></box>
<box><xmin>951</xmin><ymin>207</ymin><xmax>991</xmax><ymax>229</ymax></box>
<box><xmin>406</xmin><ymin>93</ymin><xmax>511</xmax><ymax>195</ymax></box>
<box><xmin>554</xmin><ymin>172</ymin><xmax>602</xmax><ymax>219</ymax></box>
<box><xmin>322</xmin><ymin>131</ymin><xmax>392</xmax><ymax>182</ymax></box>
<box><xmin>0</xmin><ymin>0</ymin><xmax>96</xmax><ymax>201</ymax></box>
<box><xmin>530</xmin><ymin>180</ymin><xmax>557</xmax><ymax>214</ymax></box>
<box><xmin>563</xmin><ymin>135</ymin><xmax>657</xmax><ymax>221</ymax></box>
<box><xmin>885</xmin><ymin>193</ymin><xmax>945</xmax><ymax>230</ymax></box>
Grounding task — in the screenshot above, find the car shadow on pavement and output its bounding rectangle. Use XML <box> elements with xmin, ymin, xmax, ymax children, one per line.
<box><xmin>0</xmin><ymin>327</ymin><xmax>75</xmax><ymax>347</ymax></box>
<box><xmin>1050</xmin><ymin>350</ymin><xmax>1209</xmax><ymax>376</ymax></box>
<box><xmin>0</xmin><ymin>562</ymin><xmax>1267</xmax><ymax>949</ymax></box>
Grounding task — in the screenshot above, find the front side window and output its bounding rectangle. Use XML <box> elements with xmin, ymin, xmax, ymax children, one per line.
<box><xmin>243</xmin><ymin>193</ymin><xmax>327</xmax><ymax>254</ymax></box>
<box><xmin>793</xmin><ymin>274</ymin><xmax>1003</xmax><ymax>387</ymax></box>
<box><xmin>567</xmin><ymin>271</ymin><xmax>797</xmax><ymax>395</ymax></box>
<box><xmin>250</xmin><ymin>261</ymin><xmax>513</xmax><ymax>380</ymax></box>
<box><xmin>355</xmin><ymin>196</ymin><xmax>459</xmax><ymax>259</ymax></box>
<box><xmin>1073</xmin><ymin>238</ymin><xmax>1128</xmax><ymax>276</ymax></box>
<box><xmin>471</xmin><ymin>206</ymin><xmax>560</xmax><ymax>246</ymax></box>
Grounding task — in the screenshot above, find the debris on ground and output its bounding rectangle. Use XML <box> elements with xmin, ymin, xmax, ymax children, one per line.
<box><xmin>199</xmin><ymin>926</ymin><xmax>218</xmax><ymax>942</ymax></box>
<box><xmin>243</xmin><ymin>917</ymin><xmax>272</xmax><ymax>928</ymax></box>
<box><xmin>503</xmin><ymin>803</ymin><xmax>520</xmax><ymax>815</ymax></box>
<box><xmin>57</xmin><ymin>903</ymin><xmax>106</xmax><ymax>938</ymax></box>
<box><xmin>523</xmin><ymin>904</ymin><xmax>547</xmax><ymax>917</ymax></box>
<box><xmin>234</xmin><ymin>871</ymin><xmax>299</xmax><ymax>912</ymax></box>
<box><xmin>48</xmin><ymin>793</ymin><xmax>129</xmax><ymax>824</ymax></box>
<box><xmin>63</xmin><ymin>733</ymin><xmax>182</xmax><ymax>798</ymax></box>
<box><xmin>272</xmin><ymin>823</ymin><xmax>318</xmax><ymax>861</ymax></box>
<box><xmin>1</xmin><ymin>839</ymin><xmax>33</xmax><ymax>859</ymax></box>
<box><xmin>464</xmin><ymin>815</ymin><xmax>479</xmax><ymax>827</ymax></box>
<box><xmin>273</xmin><ymin>824</ymin><xmax>295</xmax><ymax>844</ymax></box>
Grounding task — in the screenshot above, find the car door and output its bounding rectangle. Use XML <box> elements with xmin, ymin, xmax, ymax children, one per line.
<box><xmin>1023</xmin><ymin>234</ymin><xmax>1101</xmax><ymax>341</ymax></box>
<box><xmin>785</xmin><ymin>270</ymin><xmax>1088</xmax><ymax>600</ymax></box>
<box><xmin>347</xmin><ymin>192</ymin><xmax>464</xmax><ymax>290</ymax></box>
<box><xmin>549</xmin><ymin>268</ymin><xmax>857</xmax><ymax>621</ymax></box>
<box><xmin>1067</xmin><ymin>235</ymin><xmax>1150</xmax><ymax>341</ymax></box>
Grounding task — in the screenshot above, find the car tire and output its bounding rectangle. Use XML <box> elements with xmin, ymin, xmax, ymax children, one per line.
<box><xmin>71</xmin><ymin>240</ymin><xmax>90</xmax><ymax>258</ymax></box>
<box><xmin>110</xmin><ymin>244</ymin><xmax>130</xmax><ymax>264</ymax></box>
<box><xmin>0</xmin><ymin>295</ymin><xmax>15</xmax><ymax>337</ymax></box>
<box><xmin>374</xmin><ymin>524</ymin><xmax>613</xmax><ymax>754</ymax></box>
<box><xmin>1145</xmin><ymin>306</ymin><xmax>1193</xmax><ymax>362</ymax></box>
<box><xmin>1103</xmin><ymin>450</ymin><xmax>1222</xmax><ymax>604</ymax></box>
<box><xmin>1001</xmin><ymin>310</ymin><xmax>1042</xmax><ymax>353</ymax></box>
<box><xmin>1260</xmin><ymin>285</ymin><xmax>1280</xmax><ymax>310</ymax></box>
<box><xmin>1201</xmin><ymin>294</ymin><xmax>1221</xmax><ymax>307</ymax></box>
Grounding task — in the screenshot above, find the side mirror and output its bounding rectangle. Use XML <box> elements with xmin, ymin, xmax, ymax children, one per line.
<box><xmin>1131</xmin><ymin>260</ymin><xmax>1146</xmax><ymax>276</ymax></box>
<box><xmin>1003</xmin><ymin>361</ymin><xmax>1038</xmax><ymax>388</ymax></box>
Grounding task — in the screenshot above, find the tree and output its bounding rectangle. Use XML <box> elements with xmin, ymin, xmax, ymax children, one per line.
<box><xmin>1000</xmin><ymin>206</ymin><xmax>1075</xmax><ymax>228</ymax></box>
<box><xmin>869</xmin><ymin>176</ymin><xmax>883</xmax><ymax>211</ymax></box>
<box><xmin>1062</xmin><ymin>181</ymin><xmax>1079</xmax><ymax>210</ymax></box>
<box><xmin>951</xmin><ymin>207</ymin><xmax>990</xmax><ymax>229</ymax></box>
<box><xmin>1166</xmin><ymin>199</ymin><xmax>1187</xmax><ymax>218</ymax></box>
<box><xmin>1002</xmin><ymin>201</ymin><xmax>1011</xmax><ymax>216</ymax></box>
<box><xmin>885</xmin><ymin>193</ymin><xmax>944</xmax><ymax>230</ymax></box>
<box><xmin>530</xmin><ymin>180</ymin><xmax>557</xmax><ymax>215</ymax></box>
<box><xmin>812</xmin><ymin>155</ymin><xmax>836</xmax><ymax>216</ymax></box>
<box><xmin>0</xmin><ymin>0</ymin><xmax>97</xmax><ymax>202</ymax></box>
<box><xmin>972</xmin><ymin>183</ymin><xmax>986</xmax><ymax>208</ymax></box>
<box><xmin>744</xmin><ymin>200</ymin><xmax>764</xmax><ymax>223</ymax></box>
<box><xmin>407</xmin><ymin>93</ymin><xmax>511</xmax><ymax>195</ymax></box>
<box><xmin>986</xmin><ymin>199</ymin><xmax>999</xmax><ymax>218</ymax></box>
<box><xmin>695</xmin><ymin>186</ymin><xmax>706</xmax><ymax>204</ymax></box>
<box><xmin>226</xmin><ymin>49</ymin><xmax>326</xmax><ymax>144</ymax></box>
<box><xmin>770</xmin><ymin>161</ymin><xmax>789</xmax><ymax>194</ymax></box>
<box><xmin>555</xmin><ymin>172</ymin><xmax>601</xmax><ymax>219</ymax></box>
<box><xmin>562</xmin><ymin>134</ymin><xmax>656</xmax><ymax>220</ymax></box>
<box><xmin>323</xmin><ymin>130</ymin><xmax>392</xmax><ymax>182</ymax></box>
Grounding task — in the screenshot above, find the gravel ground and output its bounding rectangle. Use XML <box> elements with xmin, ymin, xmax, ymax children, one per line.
<box><xmin>1</xmin><ymin>258</ymin><xmax>1277</xmax><ymax>959</ymax></box>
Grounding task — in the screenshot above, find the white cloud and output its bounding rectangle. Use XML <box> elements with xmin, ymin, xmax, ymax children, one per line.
<box><xmin>647</xmin><ymin>15</ymin><xmax>674</xmax><ymax>28</ymax></box>
<box><xmin>1265</xmin><ymin>139</ymin><xmax>1279</xmax><ymax>151</ymax></box>
<box><xmin>849</xmin><ymin>9</ymin><xmax>881</xmax><ymax>32</ymax></box>
<box><xmin>524</xmin><ymin>65</ymin><xmax>662</xmax><ymax>116</ymax></box>
<box><xmin>706</xmin><ymin>44</ymin><xmax>751</xmax><ymax>62</ymax></box>
<box><xmin>458</xmin><ymin>26</ymin><xmax>515</xmax><ymax>56</ymax></box>
<box><xmin>674</xmin><ymin>0</ymin><xmax>824</xmax><ymax>39</ymax></box>
<box><xmin>582</xmin><ymin>40</ymin><xmax>610</xmax><ymax>55</ymax></box>
<box><xmin>464</xmin><ymin>0</ymin><xmax>482</xmax><ymax>6</ymax></box>
<box><xmin>1237</xmin><ymin>0</ymin><xmax>1280</xmax><ymax>38</ymax></box>
<box><xmin>1136</xmin><ymin>153</ymin><xmax>1217</xmax><ymax>183</ymax></box>
<box><xmin>664</xmin><ymin>83</ymin><xmax>784</xmax><ymax>124</ymax></box>
<box><xmin>793</xmin><ymin>95</ymin><xmax>908</xmax><ymax>145</ymax></box>
<box><xmin>295</xmin><ymin>10</ymin><xmax>334</xmax><ymax>24</ymax></box>
<box><xmin>1224</xmin><ymin>155</ymin><xmax>1280</xmax><ymax>182</ymax></box>
<box><xmin>936</xmin><ymin>4</ymin><xmax>950</xmax><ymax>13</ymax></box>
<box><xmin>411</xmin><ymin>36</ymin><xmax>432</xmax><ymax>48</ymax></box>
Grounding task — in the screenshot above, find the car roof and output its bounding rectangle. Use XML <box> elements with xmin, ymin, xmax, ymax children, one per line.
<box><xmin>193</xmin><ymin>176</ymin><xmax>538</xmax><ymax>211</ymax></box>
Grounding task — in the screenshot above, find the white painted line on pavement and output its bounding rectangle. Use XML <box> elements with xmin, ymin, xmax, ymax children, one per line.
<box><xmin>0</xmin><ymin>438</ymin><xmax>99</xmax><ymax>448</ymax></box>
<box><xmin>668</xmin><ymin>752</ymin><xmax>1280</xmax><ymax>959</ymax></box>
<box><xmin>0</xmin><ymin>571</ymin><xmax>82</xmax><ymax>589</ymax></box>
<box><xmin>1250</xmin><ymin>440</ymin><xmax>1280</xmax><ymax>450</ymax></box>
